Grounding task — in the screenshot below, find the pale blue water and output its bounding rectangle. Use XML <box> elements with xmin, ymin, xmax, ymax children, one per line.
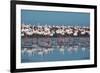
<box><xmin>21</xmin><ymin>37</ymin><xmax>90</xmax><ymax>63</ymax></box>
<box><xmin>21</xmin><ymin>10</ymin><xmax>90</xmax><ymax>26</ymax></box>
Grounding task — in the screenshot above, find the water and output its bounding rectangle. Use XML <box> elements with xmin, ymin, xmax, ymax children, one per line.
<box><xmin>21</xmin><ymin>37</ymin><xmax>90</xmax><ymax>63</ymax></box>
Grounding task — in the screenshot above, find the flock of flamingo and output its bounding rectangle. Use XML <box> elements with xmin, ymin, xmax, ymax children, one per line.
<box><xmin>21</xmin><ymin>24</ymin><xmax>90</xmax><ymax>56</ymax></box>
<box><xmin>21</xmin><ymin>45</ymin><xmax>88</xmax><ymax>57</ymax></box>
<box><xmin>21</xmin><ymin>24</ymin><xmax>90</xmax><ymax>37</ymax></box>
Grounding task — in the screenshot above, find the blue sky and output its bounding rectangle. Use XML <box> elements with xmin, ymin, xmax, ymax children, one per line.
<box><xmin>21</xmin><ymin>10</ymin><xmax>90</xmax><ymax>26</ymax></box>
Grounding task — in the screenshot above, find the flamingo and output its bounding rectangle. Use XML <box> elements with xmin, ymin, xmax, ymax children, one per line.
<box><xmin>43</xmin><ymin>48</ymin><xmax>49</xmax><ymax>54</ymax></box>
<box><xmin>73</xmin><ymin>46</ymin><xmax>78</xmax><ymax>52</ymax></box>
<box><xmin>73</xmin><ymin>31</ymin><xmax>78</xmax><ymax>36</ymax></box>
<box><xmin>82</xmin><ymin>47</ymin><xmax>86</xmax><ymax>51</ymax></box>
<box><xmin>21</xmin><ymin>48</ymin><xmax>27</xmax><ymax>54</ymax></box>
<box><xmin>27</xmin><ymin>49</ymin><xmax>33</xmax><ymax>56</ymax></box>
<box><xmin>67</xmin><ymin>47</ymin><xmax>73</xmax><ymax>53</ymax></box>
<box><xmin>59</xmin><ymin>46</ymin><xmax>65</xmax><ymax>54</ymax></box>
<box><xmin>38</xmin><ymin>51</ymin><xmax>44</xmax><ymax>56</ymax></box>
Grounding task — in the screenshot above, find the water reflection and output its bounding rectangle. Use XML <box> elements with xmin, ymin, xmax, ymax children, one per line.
<box><xmin>21</xmin><ymin>37</ymin><xmax>90</xmax><ymax>63</ymax></box>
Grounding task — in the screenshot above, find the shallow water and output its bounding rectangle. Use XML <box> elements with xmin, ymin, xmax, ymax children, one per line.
<box><xmin>21</xmin><ymin>37</ymin><xmax>90</xmax><ymax>63</ymax></box>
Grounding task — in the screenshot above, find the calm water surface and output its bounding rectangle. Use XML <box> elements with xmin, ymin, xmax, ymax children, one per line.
<box><xmin>21</xmin><ymin>37</ymin><xmax>90</xmax><ymax>63</ymax></box>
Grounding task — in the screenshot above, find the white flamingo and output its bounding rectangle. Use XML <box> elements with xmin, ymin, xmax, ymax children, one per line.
<box><xmin>67</xmin><ymin>47</ymin><xmax>73</xmax><ymax>53</ymax></box>
<box><xmin>73</xmin><ymin>31</ymin><xmax>78</xmax><ymax>36</ymax></box>
<box><xmin>81</xmin><ymin>30</ymin><xmax>86</xmax><ymax>35</ymax></box>
<box><xmin>21</xmin><ymin>32</ymin><xmax>24</xmax><ymax>37</ymax></box>
<box><xmin>21</xmin><ymin>48</ymin><xmax>27</xmax><ymax>54</ymax></box>
<box><xmin>38</xmin><ymin>51</ymin><xmax>44</xmax><ymax>56</ymax></box>
<box><xmin>48</xmin><ymin>48</ymin><xmax>54</xmax><ymax>53</ymax></box>
<box><xmin>73</xmin><ymin>46</ymin><xmax>78</xmax><ymax>52</ymax></box>
<box><xmin>43</xmin><ymin>48</ymin><xmax>49</xmax><ymax>54</ymax></box>
<box><xmin>25</xmin><ymin>30</ymin><xmax>33</xmax><ymax>36</ymax></box>
<box><xmin>27</xmin><ymin>49</ymin><xmax>33</xmax><ymax>56</ymax></box>
<box><xmin>82</xmin><ymin>47</ymin><xmax>86</xmax><ymax>51</ymax></box>
<box><xmin>31</xmin><ymin>48</ymin><xmax>37</xmax><ymax>56</ymax></box>
<box><xmin>59</xmin><ymin>46</ymin><xmax>65</xmax><ymax>54</ymax></box>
